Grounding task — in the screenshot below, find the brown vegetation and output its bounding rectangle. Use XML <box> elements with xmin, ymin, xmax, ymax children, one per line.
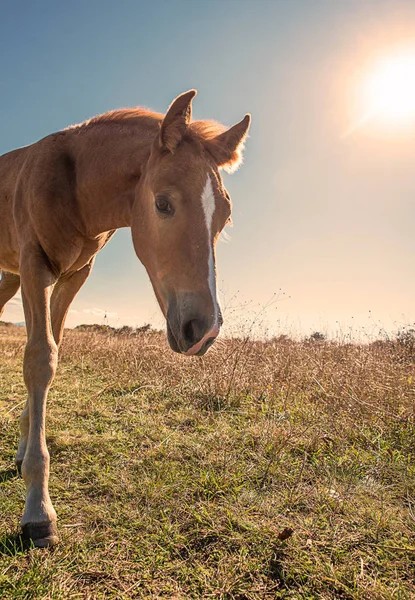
<box><xmin>0</xmin><ymin>323</ymin><xmax>414</xmax><ymax>599</ymax></box>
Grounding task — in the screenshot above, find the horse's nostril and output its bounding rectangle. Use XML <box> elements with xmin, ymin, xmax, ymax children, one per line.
<box><xmin>182</xmin><ymin>319</ymin><xmax>198</xmax><ymax>345</ymax></box>
<box><xmin>182</xmin><ymin>318</ymin><xmax>208</xmax><ymax>347</ymax></box>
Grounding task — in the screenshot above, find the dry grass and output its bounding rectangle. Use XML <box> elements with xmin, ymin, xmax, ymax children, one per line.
<box><xmin>0</xmin><ymin>323</ymin><xmax>414</xmax><ymax>599</ymax></box>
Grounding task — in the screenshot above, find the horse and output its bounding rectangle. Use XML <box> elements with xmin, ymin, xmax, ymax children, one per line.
<box><xmin>0</xmin><ymin>90</ymin><xmax>250</xmax><ymax>547</ymax></box>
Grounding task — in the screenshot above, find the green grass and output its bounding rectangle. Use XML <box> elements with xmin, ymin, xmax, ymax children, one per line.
<box><xmin>0</xmin><ymin>324</ymin><xmax>414</xmax><ymax>599</ymax></box>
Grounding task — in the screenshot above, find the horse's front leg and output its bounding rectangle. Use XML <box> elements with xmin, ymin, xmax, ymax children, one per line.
<box><xmin>19</xmin><ymin>248</ymin><xmax>59</xmax><ymax>547</ymax></box>
<box><xmin>15</xmin><ymin>287</ymin><xmax>32</xmax><ymax>474</ymax></box>
<box><xmin>15</xmin><ymin>260</ymin><xmax>94</xmax><ymax>473</ymax></box>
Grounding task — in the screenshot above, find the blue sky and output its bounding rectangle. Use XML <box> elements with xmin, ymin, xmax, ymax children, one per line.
<box><xmin>1</xmin><ymin>0</ymin><xmax>415</xmax><ymax>338</ymax></box>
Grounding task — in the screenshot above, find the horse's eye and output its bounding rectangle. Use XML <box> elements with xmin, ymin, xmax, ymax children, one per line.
<box><xmin>155</xmin><ymin>195</ymin><xmax>174</xmax><ymax>216</ymax></box>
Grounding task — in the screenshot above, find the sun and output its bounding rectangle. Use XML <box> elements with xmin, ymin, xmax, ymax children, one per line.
<box><xmin>365</xmin><ymin>51</ymin><xmax>415</xmax><ymax>123</ymax></box>
<box><xmin>346</xmin><ymin>48</ymin><xmax>415</xmax><ymax>136</ymax></box>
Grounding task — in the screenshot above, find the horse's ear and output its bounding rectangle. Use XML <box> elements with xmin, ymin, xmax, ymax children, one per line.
<box><xmin>207</xmin><ymin>114</ymin><xmax>251</xmax><ymax>173</ymax></box>
<box><xmin>159</xmin><ymin>90</ymin><xmax>197</xmax><ymax>153</ymax></box>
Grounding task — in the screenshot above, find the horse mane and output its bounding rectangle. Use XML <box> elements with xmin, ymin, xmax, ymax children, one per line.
<box><xmin>67</xmin><ymin>108</ymin><xmax>242</xmax><ymax>171</ymax></box>
<box><xmin>188</xmin><ymin>120</ymin><xmax>227</xmax><ymax>141</ymax></box>
<box><xmin>65</xmin><ymin>107</ymin><xmax>163</xmax><ymax>131</ymax></box>
<box><xmin>69</xmin><ymin>107</ymin><xmax>226</xmax><ymax>138</ymax></box>
<box><xmin>87</xmin><ymin>107</ymin><xmax>164</xmax><ymax>125</ymax></box>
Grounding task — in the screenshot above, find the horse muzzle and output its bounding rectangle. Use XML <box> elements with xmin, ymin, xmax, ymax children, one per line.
<box><xmin>166</xmin><ymin>294</ymin><xmax>222</xmax><ymax>356</ymax></box>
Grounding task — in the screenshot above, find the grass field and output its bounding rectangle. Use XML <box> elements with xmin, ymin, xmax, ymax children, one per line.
<box><xmin>0</xmin><ymin>322</ymin><xmax>414</xmax><ymax>599</ymax></box>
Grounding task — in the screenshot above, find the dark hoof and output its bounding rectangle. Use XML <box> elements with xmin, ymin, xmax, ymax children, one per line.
<box><xmin>15</xmin><ymin>460</ymin><xmax>22</xmax><ymax>477</ymax></box>
<box><xmin>21</xmin><ymin>521</ymin><xmax>59</xmax><ymax>548</ymax></box>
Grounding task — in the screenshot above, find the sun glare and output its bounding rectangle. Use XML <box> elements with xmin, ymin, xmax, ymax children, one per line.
<box><xmin>346</xmin><ymin>48</ymin><xmax>415</xmax><ymax>136</ymax></box>
<box><xmin>365</xmin><ymin>52</ymin><xmax>415</xmax><ymax>122</ymax></box>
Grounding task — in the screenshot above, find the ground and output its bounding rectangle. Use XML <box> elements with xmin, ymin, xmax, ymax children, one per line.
<box><xmin>0</xmin><ymin>323</ymin><xmax>414</xmax><ymax>599</ymax></box>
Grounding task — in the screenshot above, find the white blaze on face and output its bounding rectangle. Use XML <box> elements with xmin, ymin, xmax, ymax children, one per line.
<box><xmin>201</xmin><ymin>174</ymin><xmax>220</xmax><ymax>325</ymax></box>
<box><xmin>184</xmin><ymin>174</ymin><xmax>221</xmax><ymax>356</ymax></box>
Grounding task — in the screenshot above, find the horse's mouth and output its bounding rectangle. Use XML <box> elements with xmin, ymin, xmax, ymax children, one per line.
<box><xmin>166</xmin><ymin>321</ymin><xmax>216</xmax><ymax>356</ymax></box>
<box><xmin>196</xmin><ymin>336</ymin><xmax>216</xmax><ymax>355</ymax></box>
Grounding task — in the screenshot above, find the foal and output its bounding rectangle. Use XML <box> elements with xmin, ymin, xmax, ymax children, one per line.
<box><xmin>0</xmin><ymin>90</ymin><xmax>250</xmax><ymax>547</ymax></box>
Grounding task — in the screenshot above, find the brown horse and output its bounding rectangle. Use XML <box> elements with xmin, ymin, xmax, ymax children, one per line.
<box><xmin>0</xmin><ymin>90</ymin><xmax>250</xmax><ymax>547</ymax></box>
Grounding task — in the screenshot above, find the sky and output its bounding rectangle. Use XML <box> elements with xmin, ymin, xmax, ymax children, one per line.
<box><xmin>1</xmin><ymin>0</ymin><xmax>414</xmax><ymax>339</ymax></box>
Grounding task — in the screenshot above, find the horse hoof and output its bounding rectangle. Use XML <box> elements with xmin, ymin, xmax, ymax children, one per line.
<box><xmin>21</xmin><ymin>521</ymin><xmax>59</xmax><ymax>548</ymax></box>
<box><xmin>15</xmin><ymin>460</ymin><xmax>22</xmax><ymax>476</ymax></box>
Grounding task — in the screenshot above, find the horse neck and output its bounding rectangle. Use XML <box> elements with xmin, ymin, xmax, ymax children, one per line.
<box><xmin>69</xmin><ymin>119</ymin><xmax>159</xmax><ymax>236</ymax></box>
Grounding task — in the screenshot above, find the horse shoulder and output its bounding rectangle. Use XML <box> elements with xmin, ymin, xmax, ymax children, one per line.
<box><xmin>13</xmin><ymin>135</ymin><xmax>91</xmax><ymax>275</ymax></box>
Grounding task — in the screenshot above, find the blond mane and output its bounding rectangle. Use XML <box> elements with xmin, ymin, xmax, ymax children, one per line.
<box><xmin>66</xmin><ymin>108</ymin><xmax>244</xmax><ymax>172</ymax></box>
<box><xmin>65</xmin><ymin>107</ymin><xmax>163</xmax><ymax>131</ymax></box>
